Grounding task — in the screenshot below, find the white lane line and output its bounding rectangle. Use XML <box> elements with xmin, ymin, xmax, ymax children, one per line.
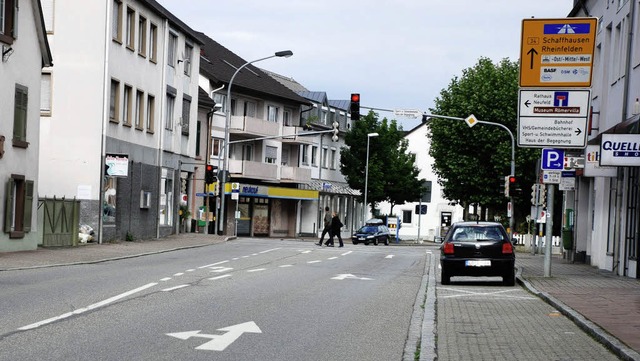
<box><xmin>385</xmin><ymin>255</ymin><xmax>394</xmax><ymax>259</ymax></box>
<box><xmin>18</xmin><ymin>283</ymin><xmax>158</xmax><ymax>331</ymax></box>
<box><xmin>252</xmin><ymin>253</ymin><xmax>258</xmax><ymax>256</ymax></box>
<box><xmin>162</xmin><ymin>284</ymin><xmax>189</xmax><ymax>292</ymax></box>
<box><xmin>341</xmin><ymin>251</ymin><xmax>353</xmax><ymax>256</ymax></box>
<box><xmin>247</xmin><ymin>268</ymin><xmax>266</xmax><ymax>273</ymax></box>
<box><xmin>232</xmin><ymin>258</ymin><xmax>239</xmax><ymax>260</ymax></box>
<box><xmin>174</xmin><ymin>272</ymin><xmax>185</xmax><ymax>277</ymax></box>
<box><xmin>279</xmin><ymin>264</ymin><xmax>293</xmax><ymax>268</ymax></box>
<box><xmin>241</xmin><ymin>256</ymin><xmax>249</xmax><ymax>258</ymax></box>
<box><xmin>160</xmin><ymin>277</ymin><xmax>172</xmax><ymax>282</ymax></box>
<box><xmin>301</xmin><ymin>250</ymin><xmax>312</xmax><ymax>254</ymax></box>
<box><xmin>208</xmin><ymin>274</ymin><xmax>232</xmax><ymax>281</ymax></box>
<box><xmin>307</xmin><ymin>260</ymin><xmax>321</xmax><ymax>264</ymax></box>
<box><xmin>259</xmin><ymin>248</ymin><xmax>280</xmax><ymax>254</ymax></box>
<box><xmin>186</xmin><ymin>269</ymin><xmax>195</xmax><ymax>272</ymax></box>
<box><xmin>328</xmin><ymin>257</ymin><xmax>338</xmax><ymax>260</ymax></box>
<box><xmin>209</xmin><ymin>266</ymin><xmax>233</xmax><ymax>273</ymax></box>
<box><xmin>198</xmin><ymin>260</ymin><xmax>229</xmax><ymax>269</ymax></box>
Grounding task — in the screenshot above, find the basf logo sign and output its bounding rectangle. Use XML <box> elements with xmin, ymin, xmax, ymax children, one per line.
<box><xmin>600</xmin><ymin>134</ymin><xmax>640</xmax><ymax>166</ymax></box>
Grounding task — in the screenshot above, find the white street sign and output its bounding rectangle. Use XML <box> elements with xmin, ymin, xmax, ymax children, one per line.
<box><xmin>542</xmin><ymin>170</ymin><xmax>561</xmax><ymax>184</ymax></box>
<box><xmin>331</xmin><ymin>273</ymin><xmax>373</xmax><ymax>281</ymax></box>
<box><xmin>167</xmin><ymin>321</ymin><xmax>262</xmax><ymax>351</ymax></box>
<box><xmin>394</xmin><ymin>109</ymin><xmax>422</xmax><ymax>119</ymax></box>
<box><xmin>518</xmin><ymin>89</ymin><xmax>590</xmax><ymax>148</ymax></box>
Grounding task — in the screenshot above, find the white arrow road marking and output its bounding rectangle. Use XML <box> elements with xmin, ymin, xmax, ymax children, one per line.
<box><xmin>385</xmin><ymin>255</ymin><xmax>394</xmax><ymax>259</ymax></box>
<box><xmin>331</xmin><ymin>274</ymin><xmax>373</xmax><ymax>281</ymax></box>
<box><xmin>19</xmin><ymin>282</ymin><xmax>158</xmax><ymax>330</ymax></box>
<box><xmin>167</xmin><ymin>321</ymin><xmax>262</xmax><ymax>351</ymax></box>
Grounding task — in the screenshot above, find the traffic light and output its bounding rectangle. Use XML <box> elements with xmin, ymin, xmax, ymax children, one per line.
<box><xmin>508</xmin><ymin>175</ymin><xmax>519</xmax><ymax>198</ymax></box>
<box><xmin>205</xmin><ymin>164</ymin><xmax>215</xmax><ymax>184</ymax></box>
<box><xmin>350</xmin><ymin>93</ymin><xmax>360</xmax><ymax>121</ymax></box>
<box><xmin>331</xmin><ymin>121</ymin><xmax>339</xmax><ymax>142</ymax></box>
<box><xmin>531</xmin><ymin>184</ymin><xmax>540</xmax><ymax>205</ymax></box>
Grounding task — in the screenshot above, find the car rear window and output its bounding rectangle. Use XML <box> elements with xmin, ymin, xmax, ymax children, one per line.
<box><xmin>451</xmin><ymin>226</ymin><xmax>504</xmax><ymax>241</ymax></box>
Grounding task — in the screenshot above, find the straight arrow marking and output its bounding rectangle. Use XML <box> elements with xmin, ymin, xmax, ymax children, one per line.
<box><xmin>167</xmin><ymin>321</ymin><xmax>262</xmax><ymax>351</ymax></box>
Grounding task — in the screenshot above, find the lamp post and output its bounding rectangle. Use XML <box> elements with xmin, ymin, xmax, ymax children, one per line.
<box><xmin>218</xmin><ymin>50</ymin><xmax>293</xmax><ymax>234</ymax></box>
<box><xmin>363</xmin><ymin>132</ymin><xmax>379</xmax><ymax>223</ymax></box>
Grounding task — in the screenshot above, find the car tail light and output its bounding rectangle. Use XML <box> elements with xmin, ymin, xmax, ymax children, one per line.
<box><xmin>502</xmin><ymin>242</ymin><xmax>513</xmax><ymax>254</ymax></box>
<box><xmin>443</xmin><ymin>242</ymin><xmax>454</xmax><ymax>254</ymax></box>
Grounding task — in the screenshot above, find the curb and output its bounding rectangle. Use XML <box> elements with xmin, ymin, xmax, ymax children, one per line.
<box><xmin>515</xmin><ymin>266</ymin><xmax>640</xmax><ymax>361</ymax></box>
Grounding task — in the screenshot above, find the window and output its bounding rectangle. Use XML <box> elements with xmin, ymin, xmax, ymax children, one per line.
<box><xmin>181</xmin><ymin>96</ymin><xmax>190</xmax><ymax>135</ymax></box>
<box><xmin>146</xmin><ymin>94</ymin><xmax>154</xmax><ymax>132</ymax></box>
<box><xmin>322</xmin><ymin>148</ymin><xmax>328</xmax><ymax>168</ymax></box>
<box><xmin>168</xmin><ymin>32</ymin><xmax>177</xmax><ymax>67</ymax></box>
<box><xmin>159</xmin><ymin>168</ymin><xmax>173</xmax><ymax>226</ymax></box>
<box><xmin>111</xmin><ymin>0</ymin><xmax>122</xmax><ymax>42</ymax></box>
<box><xmin>330</xmin><ymin>149</ymin><xmax>336</xmax><ymax>169</ymax></box>
<box><xmin>403</xmin><ymin>210</ymin><xmax>413</xmax><ymax>224</ymax></box>
<box><xmin>123</xmin><ymin>84</ymin><xmax>132</xmax><ymax>126</ymax></box>
<box><xmin>137</xmin><ymin>15</ymin><xmax>146</xmax><ymax>56</ymax></box>
<box><xmin>109</xmin><ymin>79</ymin><xmax>120</xmax><ymax>123</ymax></box>
<box><xmin>212</xmin><ymin>93</ymin><xmax>226</xmax><ymax>112</ymax></box>
<box><xmin>165</xmin><ymin>93</ymin><xmax>175</xmax><ymax>130</ymax></box>
<box><xmin>195</xmin><ymin>121</ymin><xmax>201</xmax><ymax>157</ymax></box>
<box><xmin>135</xmin><ymin>90</ymin><xmax>143</xmax><ymax>129</ymax></box>
<box><xmin>301</xmin><ymin>144</ymin><xmax>309</xmax><ymax>165</ymax></box>
<box><xmin>41</xmin><ymin>72</ymin><xmax>52</xmax><ymax>115</ymax></box>
<box><xmin>4</xmin><ymin>175</ymin><xmax>34</xmax><ymax>238</ymax></box>
<box><xmin>125</xmin><ymin>7</ymin><xmax>134</xmax><ymax>50</ymax></box>
<box><xmin>243</xmin><ymin>101</ymin><xmax>256</xmax><ymax>117</ymax></box>
<box><xmin>283</xmin><ymin>109</ymin><xmax>292</xmax><ymax>126</ymax></box>
<box><xmin>13</xmin><ymin>84</ymin><xmax>28</xmax><ymax>147</ymax></box>
<box><xmin>212</xmin><ymin>138</ymin><xmax>222</xmax><ymax>156</ymax></box>
<box><xmin>149</xmin><ymin>23</ymin><xmax>157</xmax><ymax>62</ymax></box>
<box><xmin>311</xmin><ymin>146</ymin><xmax>317</xmax><ymax>166</ymax></box>
<box><xmin>265</xmin><ymin>146</ymin><xmax>277</xmax><ymax>164</ymax></box>
<box><xmin>267</xmin><ymin>105</ymin><xmax>278</xmax><ymax>122</ymax></box>
<box><xmin>41</xmin><ymin>0</ymin><xmax>53</xmax><ymax>33</ymax></box>
<box><xmin>103</xmin><ymin>176</ymin><xmax>117</xmax><ymax>223</ymax></box>
<box><xmin>242</xmin><ymin>144</ymin><xmax>253</xmax><ymax>161</ymax></box>
<box><xmin>281</xmin><ymin>148</ymin><xmax>289</xmax><ymax>166</ymax></box>
<box><xmin>183</xmin><ymin>42</ymin><xmax>193</xmax><ymax>75</ymax></box>
<box><xmin>415</xmin><ymin>205</ymin><xmax>427</xmax><ymax>215</ymax></box>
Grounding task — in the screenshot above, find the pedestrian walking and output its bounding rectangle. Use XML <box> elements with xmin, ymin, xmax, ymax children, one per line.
<box><xmin>317</xmin><ymin>206</ymin><xmax>331</xmax><ymax>246</ymax></box>
<box><xmin>328</xmin><ymin>212</ymin><xmax>344</xmax><ymax>247</ymax></box>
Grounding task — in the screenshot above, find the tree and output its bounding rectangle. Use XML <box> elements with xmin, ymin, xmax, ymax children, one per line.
<box><xmin>428</xmin><ymin>57</ymin><xmax>539</xmax><ymax>225</ymax></box>
<box><xmin>340</xmin><ymin>111</ymin><xmax>425</xmax><ymax>217</ymax></box>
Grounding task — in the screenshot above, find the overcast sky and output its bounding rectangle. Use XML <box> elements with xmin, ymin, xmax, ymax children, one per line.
<box><xmin>158</xmin><ymin>0</ymin><xmax>575</xmax><ymax>129</ymax></box>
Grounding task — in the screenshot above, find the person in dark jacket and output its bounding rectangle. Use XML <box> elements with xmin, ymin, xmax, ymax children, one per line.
<box><xmin>327</xmin><ymin>212</ymin><xmax>344</xmax><ymax>247</ymax></box>
<box><xmin>317</xmin><ymin>206</ymin><xmax>331</xmax><ymax>246</ymax></box>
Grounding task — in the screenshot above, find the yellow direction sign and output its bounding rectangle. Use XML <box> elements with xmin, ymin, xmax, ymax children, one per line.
<box><xmin>519</xmin><ymin>18</ymin><xmax>597</xmax><ymax>87</ymax></box>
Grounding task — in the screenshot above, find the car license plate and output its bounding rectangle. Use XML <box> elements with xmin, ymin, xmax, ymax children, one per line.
<box><xmin>358</xmin><ymin>237</ymin><xmax>365</xmax><ymax>241</ymax></box>
<box><xmin>465</xmin><ymin>260</ymin><xmax>491</xmax><ymax>267</ymax></box>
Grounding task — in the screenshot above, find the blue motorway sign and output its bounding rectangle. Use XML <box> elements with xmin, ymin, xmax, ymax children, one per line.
<box><xmin>541</xmin><ymin>148</ymin><xmax>564</xmax><ymax>170</ymax></box>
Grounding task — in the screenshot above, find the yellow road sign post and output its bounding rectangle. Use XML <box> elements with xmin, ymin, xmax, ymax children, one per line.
<box><xmin>519</xmin><ymin>18</ymin><xmax>597</xmax><ymax>88</ymax></box>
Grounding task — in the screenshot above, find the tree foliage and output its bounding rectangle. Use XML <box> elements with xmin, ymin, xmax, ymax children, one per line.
<box><xmin>428</xmin><ymin>57</ymin><xmax>539</xmax><ymax>225</ymax></box>
<box><xmin>340</xmin><ymin>111</ymin><xmax>425</xmax><ymax>215</ymax></box>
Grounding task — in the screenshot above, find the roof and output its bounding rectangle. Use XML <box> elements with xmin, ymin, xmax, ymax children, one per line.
<box><xmin>296</xmin><ymin>91</ymin><xmax>328</xmax><ymax>104</ymax></box>
<box><xmin>198</xmin><ymin>87</ymin><xmax>216</xmax><ymax>108</ymax></box>
<box><xmin>33</xmin><ymin>0</ymin><xmax>52</xmax><ymax>67</ymax></box>
<box><xmin>142</xmin><ymin>0</ymin><xmax>203</xmax><ymax>45</ymax></box>
<box><xmin>197</xmin><ymin>32</ymin><xmax>310</xmax><ymax>105</ymax></box>
<box><xmin>261</xmin><ymin>69</ymin><xmax>308</xmax><ymax>93</ymax></box>
<box><xmin>305</xmin><ymin>180</ymin><xmax>360</xmax><ymax>196</ymax></box>
<box><xmin>329</xmin><ymin>99</ymin><xmax>349</xmax><ymax>111</ymax></box>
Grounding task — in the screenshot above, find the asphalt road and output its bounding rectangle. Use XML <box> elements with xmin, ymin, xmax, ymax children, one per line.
<box><xmin>0</xmin><ymin>239</ymin><xmax>427</xmax><ymax>361</ymax></box>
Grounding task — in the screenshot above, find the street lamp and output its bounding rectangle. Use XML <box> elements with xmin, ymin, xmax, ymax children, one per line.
<box><xmin>218</xmin><ymin>50</ymin><xmax>293</xmax><ymax>234</ymax></box>
<box><xmin>363</xmin><ymin>132</ymin><xmax>379</xmax><ymax>223</ymax></box>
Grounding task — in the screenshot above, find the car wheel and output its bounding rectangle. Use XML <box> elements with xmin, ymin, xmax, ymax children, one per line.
<box><xmin>352</xmin><ymin>240</ymin><xmax>358</xmax><ymax>245</ymax></box>
<box><xmin>364</xmin><ymin>240</ymin><xmax>370</xmax><ymax>245</ymax></box>
<box><xmin>441</xmin><ymin>267</ymin><xmax>451</xmax><ymax>285</ymax></box>
<box><xmin>373</xmin><ymin>238</ymin><xmax>379</xmax><ymax>246</ymax></box>
<box><xmin>503</xmin><ymin>268</ymin><xmax>515</xmax><ymax>286</ymax></box>
<box><xmin>384</xmin><ymin>236</ymin><xmax>389</xmax><ymax>246</ymax></box>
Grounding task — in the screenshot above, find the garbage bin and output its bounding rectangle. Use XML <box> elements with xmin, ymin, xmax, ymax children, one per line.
<box><xmin>562</xmin><ymin>228</ymin><xmax>573</xmax><ymax>250</ymax></box>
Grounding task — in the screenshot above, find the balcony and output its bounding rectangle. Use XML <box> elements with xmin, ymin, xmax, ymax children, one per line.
<box><xmin>281</xmin><ymin>126</ymin><xmax>315</xmax><ymax>145</ymax></box>
<box><xmin>229</xmin><ymin>159</ymin><xmax>278</xmax><ymax>181</ymax></box>
<box><xmin>229</xmin><ymin>115</ymin><xmax>279</xmax><ymax>138</ymax></box>
<box><xmin>281</xmin><ymin>165</ymin><xmax>312</xmax><ymax>184</ymax></box>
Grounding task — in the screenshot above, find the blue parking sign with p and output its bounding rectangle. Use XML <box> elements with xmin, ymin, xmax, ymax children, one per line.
<box><xmin>541</xmin><ymin>148</ymin><xmax>564</xmax><ymax>170</ymax></box>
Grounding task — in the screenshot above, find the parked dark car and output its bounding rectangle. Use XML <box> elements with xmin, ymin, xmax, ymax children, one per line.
<box><xmin>351</xmin><ymin>219</ymin><xmax>390</xmax><ymax>246</ymax></box>
<box><xmin>440</xmin><ymin>221</ymin><xmax>516</xmax><ymax>286</ymax></box>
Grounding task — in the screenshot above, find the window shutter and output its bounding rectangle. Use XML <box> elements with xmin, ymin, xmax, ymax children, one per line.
<box><xmin>24</xmin><ymin>180</ymin><xmax>34</xmax><ymax>232</ymax></box>
<box><xmin>4</xmin><ymin>179</ymin><xmax>13</xmax><ymax>233</ymax></box>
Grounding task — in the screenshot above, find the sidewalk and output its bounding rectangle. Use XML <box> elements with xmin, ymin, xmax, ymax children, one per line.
<box><xmin>516</xmin><ymin>253</ymin><xmax>640</xmax><ymax>361</ymax></box>
<box><xmin>2</xmin><ymin>235</ymin><xmax>639</xmax><ymax>360</ymax></box>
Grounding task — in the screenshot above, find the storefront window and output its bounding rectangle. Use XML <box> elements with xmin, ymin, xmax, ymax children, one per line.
<box><xmin>159</xmin><ymin>168</ymin><xmax>173</xmax><ymax>226</ymax></box>
<box><xmin>103</xmin><ymin>177</ymin><xmax>117</xmax><ymax>223</ymax></box>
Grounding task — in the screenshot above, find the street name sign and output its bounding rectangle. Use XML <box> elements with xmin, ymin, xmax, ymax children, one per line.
<box><xmin>518</xmin><ymin>89</ymin><xmax>590</xmax><ymax>148</ymax></box>
<box><xmin>519</xmin><ymin>18</ymin><xmax>597</xmax><ymax>87</ymax></box>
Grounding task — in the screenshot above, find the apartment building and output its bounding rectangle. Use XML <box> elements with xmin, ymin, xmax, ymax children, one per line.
<box><xmin>196</xmin><ymin>33</ymin><xmax>317</xmax><ymax>237</ymax></box>
<box><xmin>0</xmin><ymin>0</ymin><xmax>53</xmax><ymax>252</ymax></box>
<box><xmin>569</xmin><ymin>0</ymin><xmax>640</xmax><ymax>277</ymax></box>
<box><xmin>38</xmin><ymin>0</ymin><xmax>202</xmax><ymax>243</ymax></box>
